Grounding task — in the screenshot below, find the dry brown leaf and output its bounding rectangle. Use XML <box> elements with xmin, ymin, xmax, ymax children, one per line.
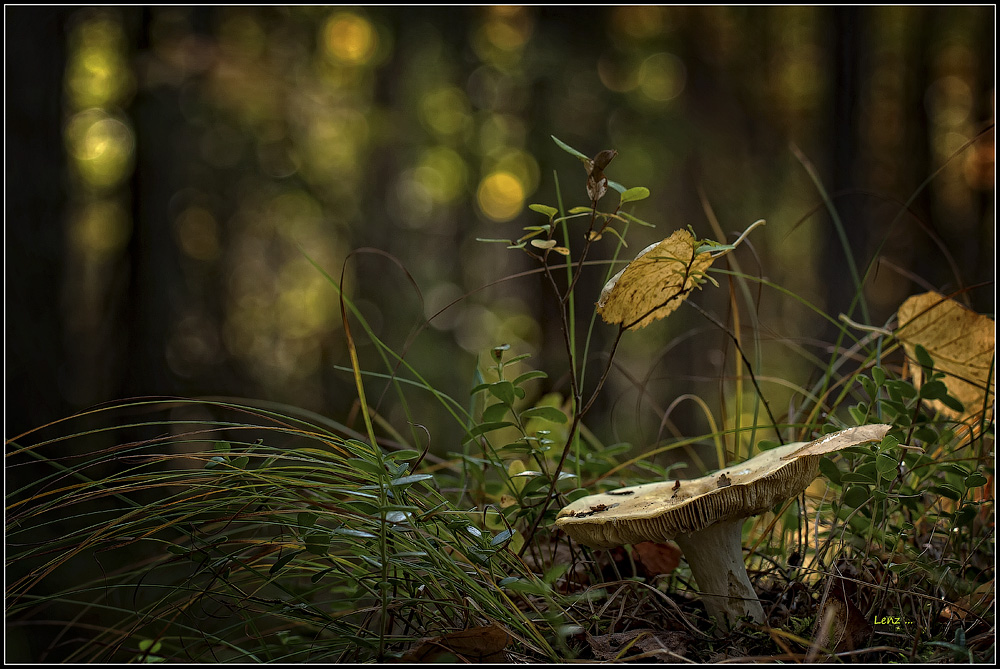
<box><xmin>815</xmin><ymin>593</ymin><xmax>872</xmax><ymax>654</ymax></box>
<box><xmin>399</xmin><ymin>624</ymin><xmax>510</xmax><ymax>663</ymax></box>
<box><xmin>896</xmin><ymin>291</ymin><xmax>996</xmax><ymax>423</ymax></box>
<box><xmin>784</xmin><ymin>424</ymin><xmax>892</xmax><ymax>459</ymax></box>
<box><xmin>596</xmin><ymin>229</ymin><xmax>714</xmax><ymax>329</ymax></box>
<box><xmin>632</xmin><ymin>540</ymin><xmax>681</xmax><ymax>576</ymax></box>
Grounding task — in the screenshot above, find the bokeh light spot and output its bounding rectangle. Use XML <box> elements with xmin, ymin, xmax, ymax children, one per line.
<box><xmin>420</xmin><ymin>86</ymin><xmax>472</xmax><ymax>137</ymax></box>
<box><xmin>70</xmin><ymin>200</ymin><xmax>131</xmax><ymax>256</ymax></box>
<box><xmin>638</xmin><ymin>52</ymin><xmax>686</xmax><ymax>102</ymax></box>
<box><xmin>415</xmin><ymin>146</ymin><xmax>468</xmax><ymax>204</ymax></box>
<box><xmin>611</xmin><ymin>5</ymin><xmax>665</xmax><ymax>40</ymax></box>
<box><xmin>66</xmin><ymin>109</ymin><xmax>136</xmax><ymax>189</ymax></box>
<box><xmin>477</xmin><ymin>171</ymin><xmax>525</xmax><ymax>222</ymax></box>
<box><xmin>323</xmin><ymin>12</ymin><xmax>378</xmax><ymax>65</ymax></box>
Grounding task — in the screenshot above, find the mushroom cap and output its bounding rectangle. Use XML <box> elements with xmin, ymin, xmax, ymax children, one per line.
<box><xmin>555</xmin><ymin>425</ymin><xmax>891</xmax><ymax>549</ymax></box>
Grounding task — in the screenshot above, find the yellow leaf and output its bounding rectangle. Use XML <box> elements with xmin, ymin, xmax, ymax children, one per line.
<box><xmin>596</xmin><ymin>229</ymin><xmax>713</xmax><ymax>329</ymax></box>
<box><xmin>507</xmin><ymin>459</ymin><xmax>527</xmax><ymax>493</ymax></box>
<box><xmin>896</xmin><ymin>292</ymin><xmax>995</xmax><ymax>423</ymax></box>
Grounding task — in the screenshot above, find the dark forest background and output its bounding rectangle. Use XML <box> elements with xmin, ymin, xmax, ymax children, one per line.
<box><xmin>5</xmin><ymin>6</ymin><xmax>995</xmax><ymax>454</ymax></box>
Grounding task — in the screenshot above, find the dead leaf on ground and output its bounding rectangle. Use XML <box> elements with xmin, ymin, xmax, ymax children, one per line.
<box><xmin>597</xmin><ymin>229</ymin><xmax>714</xmax><ymax>329</ymax></box>
<box><xmin>896</xmin><ymin>291</ymin><xmax>995</xmax><ymax>424</ymax></box>
<box><xmin>813</xmin><ymin>592</ymin><xmax>872</xmax><ymax>655</ymax></box>
<box><xmin>588</xmin><ymin>629</ymin><xmax>688</xmax><ymax>662</ymax></box>
<box><xmin>784</xmin><ymin>424</ymin><xmax>892</xmax><ymax>459</ymax></box>
<box><xmin>398</xmin><ymin>624</ymin><xmax>510</xmax><ymax>663</ymax></box>
<box><xmin>632</xmin><ymin>541</ymin><xmax>682</xmax><ymax>576</ymax></box>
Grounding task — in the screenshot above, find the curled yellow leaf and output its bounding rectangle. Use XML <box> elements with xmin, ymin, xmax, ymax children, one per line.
<box><xmin>896</xmin><ymin>291</ymin><xmax>995</xmax><ymax>424</ymax></box>
<box><xmin>596</xmin><ymin>229</ymin><xmax>713</xmax><ymax>329</ymax></box>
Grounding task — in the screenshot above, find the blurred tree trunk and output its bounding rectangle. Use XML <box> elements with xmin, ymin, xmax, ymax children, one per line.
<box><xmin>5</xmin><ymin>8</ymin><xmax>72</xmax><ymax>438</ymax></box>
<box><xmin>122</xmin><ymin>8</ymin><xmax>188</xmax><ymax>401</ymax></box>
<box><xmin>824</xmin><ymin>6</ymin><xmax>868</xmax><ymax>321</ymax></box>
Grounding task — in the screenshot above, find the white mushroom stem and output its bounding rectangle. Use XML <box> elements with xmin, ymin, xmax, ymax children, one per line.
<box><xmin>672</xmin><ymin>518</ymin><xmax>765</xmax><ymax>632</ymax></box>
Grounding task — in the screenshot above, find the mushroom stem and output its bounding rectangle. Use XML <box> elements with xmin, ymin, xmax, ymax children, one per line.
<box><xmin>673</xmin><ymin>518</ymin><xmax>765</xmax><ymax>632</ymax></box>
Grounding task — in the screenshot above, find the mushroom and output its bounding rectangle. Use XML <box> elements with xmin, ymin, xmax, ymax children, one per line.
<box><xmin>555</xmin><ymin>425</ymin><xmax>892</xmax><ymax>632</ymax></box>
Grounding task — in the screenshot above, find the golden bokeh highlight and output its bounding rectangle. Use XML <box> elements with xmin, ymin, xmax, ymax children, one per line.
<box><xmin>482</xmin><ymin>5</ymin><xmax>533</xmax><ymax>51</ymax></box>
<box><xmin>69</xmin><ymin>200</ymin><xmax>131</xmax><ymax>257</ymax></box>
<box><xmin>322</xmin><ymin>12</ymin><xmax>378</xmax><ymax>65</ymax></box>
<box><xmin>477</xmin><ymin>171</ymin><xmax>525</xmax><ymax>222</ymax></box>
<box><xmin>276</xmin><ymin>258</ymin><xmax>338</xmax><ymax>340</ymax></box>
<box><xmin>66</xmin><ymin>109</ymin><xmax>136</xmax><ymax>189</ymax></box>
<box><xmin>637</xmin><ymin>52</ymin><xmax>686</xmax><ymax>102</ymax></box>
<box><xmin>415</xmin><ymin>147</ymin><xmax>468</xmax><ymax>204</ymax></box>
<box><xmin>419</xmin><ymin>86</ymin><xmax>472</xmax><ymax>137</ymax></box>
<box><xmin>65</xmin><ymin>14</ymin><xmax>133</xmax><ymax>109</ymax></box>
<box><xmin>611</xmin><ymin>5</ymin><xmax>666</xmax><ymax>40</ymax></box>
<box><xmin>487</xmin><ymin>148</ymin><xmax>539</xmax><ymax>196</ymax></box>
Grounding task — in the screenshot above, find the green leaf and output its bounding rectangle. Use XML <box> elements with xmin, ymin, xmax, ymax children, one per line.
<box><xmin>512</xmin><ymin>370</ymin><xmax>547</xmax><ymax>386</ymax></box>
<box><xmin>476</xmin><ymin>237</ymin><xmax>514</xmax><ymax>243</ymax></box>
<box><xmin>843</xmin><ymin>485</ymin><xmax>871</xmax><ymax>508</ymax></box>
<box><xmin>695</xmin><ymin>243</ymin><xmax>734</xmax><ymax>255</ymax></box>
<box><xmin>387</xmin><ymin>449</ymin><xmax>422</xmax><ymax>461</ymax></box>
<box><xmin>529</xmin><ymin>203</ymin><xmax>558</xmax><ymax>218</ymax></box>
<box><xmin>859</xmin><ymin>375</ymin><xmax>876</xmax><ymax>399</ymax></box>
<box><xmin>491</xmin><ymin>529</ymin><xmax>516</xmax><ymax>546</ymax></box>
<box><xmin>617</xmin><ymin>211</ymin><xmax>655</xmax><ymax>227</ymax></box>
<box><xmin>953</xmin><ymin>504</ymin><xmax>977</xmax><ymax>528</ymax></box>
<box><xmin>622</xmin><ymin>186</ymin><xmax>649</xmax><ymax>204</ymax></box>
<box><xmin>841</xmin><ymin>472</ymin><xmax>877</xmax><ymax>486</ymax></box>
<box><xmin>919</xmin><ymin>379</ymin><xmax>948</xmax><ymax>400</ymax></box>
<box><xmin>914</xmin><ymin>344</ymin><xmax>935</xmax><ymax>371</ymax></box>
<box><xmin>929</xmin><ymin>484</ymin><xmax>962</xmax><ymax>501</ymax></box>
<box><xmin>878</xmin><ymin>434</ymin><xmax>900</xmax><ymax>452</ymax></box>
<box><xmin>965</xmin><ymin>473</ymin><xmax>988</xmax><ymax>488</ymax></box>
<box><xmin>213</xmin><ymin>441</ymin><xmax>231</xmax><ymax>453</ymax></box>
<box><xmin>304</xmin><ymin>531</ymin><xmax>331</xmax><ymax>555</ymax></box>
<box><xmin>462</xmin><ymin>422</ymin><xmax>516</xmax><ymax>443</ymax></box>
<box><xmin>875</xmin><ymin>452</ymin><xmax>898</xmax><ymax>479</ymax></box>
<box><xmin>348</xmin><ymin>458</ymin><xmax>387</xmax><ymax>477</ymax></box>
<box><xmin>270</xmin><ymin>549</ymin><xmax>304</xmax><ymax>575</ymax></box>
<box><xmin>607</xmin><ymin>179</ymin><xmax>626</xmax><ymax>193</ymax></box>
<box><xmin>483</xmin><ymin>402</ymin><xmax>510</xmax><ymax>423</ymax></box>
<box><xmin>204</xmin><ymin>456</ymin><xmax>226</xmax><ymax>469</ymax></box>
<box><xmin>567</xmin><ymin>206</ymin><xmax>592</xmax><ymax>214</ymax></box>
<box><xmin>389</xmin><ymin>473</ymin><xmax>435</xmax><ymax>486</ymax></box>
<box><xmin>939</xmin><ymin>394</ymin><xmax>965</xmax><ymax>413</ymax></box>
<box><xmin>819</xmin><ymin>457</ymin><xmax>842</xmax><ymax>486</ymax></box>
<box><xmin>489</xmin><ymin>381</ymin><xmax>516</xmax><ymax>405</ymax></box>
<box><xmin>872</xmin><ymin>367</ymin><xmax>886</xmax><ymax>386</ymax></box>
<box><xmin>551</xmin><ymin>135</ymin><xmax>590</xmax><ymax>161</ymax></box>
<box><xmin>138</xmin><ymin>639</ymin><xmax>162</xmax><ymax>654</ymax></box>
<box><xmin>886</xmin><ymin>379</ymin><xmax>917</xmax><ymax>399</ymax></box>
<box><xmin>520</xmin><ymin>406</ymin><xmax>567</xmax><ymax>424</ymax></box>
